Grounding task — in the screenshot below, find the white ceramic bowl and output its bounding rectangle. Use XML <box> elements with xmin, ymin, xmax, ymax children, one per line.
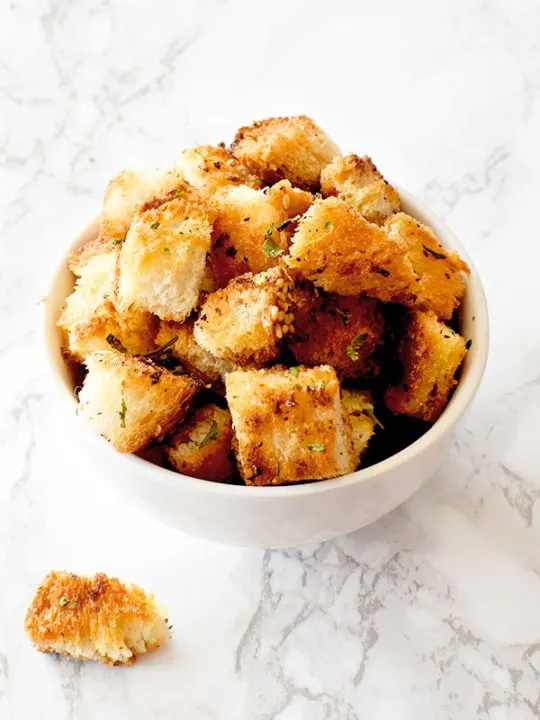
<box><xmin>45</xmin><ymin>189</ymin><xmax>488</xmax><ymax>548</ymax></box>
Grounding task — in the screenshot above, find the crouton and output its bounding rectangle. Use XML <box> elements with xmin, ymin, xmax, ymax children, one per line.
<box><xmin>385</xmin><ymin>213</ymin><xmax>469</xmax><ymax>320</ymax></box>
<box><xmin>289</xmin><ymin>287</ymin><xmax>385</xmax><ymax>379</ymax></box>
<box><xmin>231</xmin><ymin>115</ymin><xmax>339</xmax><ymax>191</ymax></box>
<box><xmin>25</xmin><ymin>571</ymin><xmax>169</xmax><ymax>666</ymax></box>
<box><xmin>177</xmin><ymin>144</ymin><xmax>262</xmax><ymax>196</ymax></box>
<box><xmin>321</xmin><ymin>154</ymin><xmax>400</xmax><ymax>223</ymax></box>
<box><xmin>225</xmin><ymin>366</ymin><xmax>355</xmax><ymax>485</ymax></box>
<box><xmin>69</xmin><ymin>235</ymin><xmax>119</xmax><ymax>277</ymax></box>
<box><xmin>341</xmin><ymin>390</ymin><xmax>377</xmax><ymax>467</ymax></box>
<box><xmin>116</xmin><ymin>183</ymin><xmax>214</xmax><ymax>322</ymax></box>
<box><xmin>58</xmin><ymin>248</ymin><xmax>157</xmax><ymax>362</ymax></box>
<box><xmin>194</xmin><ymin>266</ymin><xmax>295</xmax><ymax>365</ymax></box>
<box><xmin>165</xmin><ymin>404</ymin><xmax>234</xmax><ymax>482</ymax></box>
<box><xmin>79</xmin><ymin>349</ymin><xmax>197</xmax><ymax>453</ymax></box>
<box><xmin>384</xmin><ymin>310</ymin><xmax>467</xmax><ymax>422</ymax></box>
<box><xmin>287</xmin><ymin>196</ymin><xmax>419</xmax><ymax>302</ymax></box>
<box><xmin>97</xmin><ymin>166</ymin><xmax>184</xmax><ymax>250</ymax></box>
<box><xmin>156</xmin><ymin>320</ymin><xmax>236</xmax><ymax>385</ymax></box>
<box><xmin>207</xmin><ymin>181</ymin><xmax>313</xmax><ymax>288</ymax></box>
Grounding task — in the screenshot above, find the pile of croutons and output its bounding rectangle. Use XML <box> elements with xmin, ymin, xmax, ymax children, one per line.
<box><xmin>59</xmin><ymin>115</ymin><xmax>470</xmax><ymax>486</ymax></box>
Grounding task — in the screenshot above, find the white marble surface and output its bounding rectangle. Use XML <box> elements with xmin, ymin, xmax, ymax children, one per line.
<box><xmin>1</xmin><ymin>0</ymin><xmax>540</xmax><ymax>717</ymax></box>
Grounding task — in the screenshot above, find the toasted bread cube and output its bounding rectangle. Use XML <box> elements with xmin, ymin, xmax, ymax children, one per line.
<box><xmin>287</xmin><ymin>197</ymin><xmax>419</xmax><ymax>302</ymax></box>
<box><xmin>79</xmin><ymin>349</ymin><xmax>197</xmax><ymax>453</ymax></box>
<box><xmin>341</xmin><ymin>390</ymin><xmax>377</xmax><ymax>467</ymax></box>
<box><xmin>290</xmin><ymin>287</ymin><xmax>385</xmax><ymax>379</ymax></box>
<box><xmin>207</xmin><ymin>181</ymin><xmax>313</xmax><ymax>288</ymax></box>
<box><xmin>231</xmin><ymin>116</ymin><xmax>339</xmax><ymax>191</ymax></box>
<box><xmin>100</xmin><ymin>167</ymin><xmax>184</xmax><ymax>241</ymax></box>
<box><xmin>69</xmin><ymin>235</ymin><xmax>119</xmax><ymax>277</ymax></box>
<box><xmin>116</xmin><ymin>183</ymin><xmax>214</xmax><ymax>322</ymax></box>
<box><xmin>194</xmin><ymin>266</ymin><xmax>295</xmax><ymax>365</ymax></box>
<box><xmin>156</xmin><ymin>320</ymin><xmax>236</xmax><ymax>385</ymax></box>
<box><xmin>225</xmin><ymin>366</ymin><xmax>355</xmax><ymax>485</ymax></box>
<box><xmin>385</xmin><ymin>310</ymin><xmax>467</xmax><ymax>422</ymax></box>
<box><xmin>96</xmin><ymin>166</ymin><xmax>184</xmax><ymax>252</ymax></box>
<box><xmin>385</xmin><ymin>213</ymin><xmax>469</xmax><ymax>320</ymax></box>
<box><xmin>177</xmin><ymin>144</ymin><xmax>262</xmax><ymax>196</ymax></box>
<box><xmin>165</xmin><ymin>404</ymin><xmax>234</xmax><ymax>482</ymax></box>
<box><xmin>58</xmin><ymin>249</ymin><xmax>157</xmax><ymax>362</ymax></box>
<box><xmin>321</xmin><ymin>154</ymin><xmax>400</xmax><ymax>223</ymax></box>
<box><xmin>25</xmin><ymin>571</ymin><xmax>169</xmax><ymax>666</ymax></box>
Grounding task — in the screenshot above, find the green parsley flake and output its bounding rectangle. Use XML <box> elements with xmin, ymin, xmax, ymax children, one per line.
<box><xmin>59</xmin><ymin>597</ymin><xmax>69</xmax><ymax>607</ymax></box>
<box><xmin>173</xmin><ymin>188</ymin><xmax>182</xmax><ymax>198</ymax></box>
<box><xmin>199</xmin><ymin>420</ymin><xmax>219</xmax><ymax>449</ymax></box>
<box><xmin>119</xmin><ymin>397</ymin><xmax>127</xmax><ymax>428</ymax></box>
<box><xmin>253</xmin><ymin>272</ymin><xmax>269</xmax><ymax>285</ymax></box>
<box><xmin>289</xmin><ymin>367</ymin><xmax>299</xmax><ymax>377</ymax></box>
<box><xmin>346</xmin><ymin>333</ymin><xmax>368</xmax><ymax>362</ymax></box>
<box><xmin>325</xmin><ymin>221</ymin><xmax>335</xmax><ymax>231</ymax></box>
<box><xmin>262</xmin><ymin>225</ymin><xmax>284</xmax><ymax>257</ymax></box>
<box><xmin>150</xmin><ymin>221</ymin><xmax>160</xmax><ymax>230</ymax></box>
<box><xmin>308</xmin><ymin>443</ymin><xmax>325</xmax><ymax>453</ymax></box>
<box><xmin>112</xmin><ymin>238</ymin><xmax>122</xmax><ymax>246</ymax></box>
<box><xmin>363</xmin><ymin>407</ymin><xmax>384</xmax><ymax>429</ymax></box>
<box><xmin>164</xmin><ymin>247</ymin><xmax>171</xmax><ymax>254</ymax></box>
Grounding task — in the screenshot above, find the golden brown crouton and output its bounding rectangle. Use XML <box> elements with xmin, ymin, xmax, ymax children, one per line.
<box><xmin>116</xmin><ymin>184</ymin><xmax>214</xmax><ymax>322</ymax></box>
<box><xmin>68</xmin><ymin>235</ymin><xmax>119</xmax><ymax>277</ymax></box>
<box><xmin>79</xmin><ymin>349</ymin><xmax>198</xmax><ymax>453</ymax></box>
<box><xmin>384</xmin><ymin>310</ymin><xmax>467</xmax><ymax>422</ymax></box>
<box><xmin>156</xmin><ymin>320</ymin><xmax>236</xmax><ymax>385</ymax></box>
<box><xmin>207</xmin><ymin>180</ymin><xmax>313</xmax><ymax>288</ymax></box>
<box><xmin>231</xmin><ymin>116</ymin><xmax>339</xmax><ymax>191</ymax></box>
<box><xmin>341</xmin><ymin>390</ymin><xmax>377</xmax><ymax>467</ymax></box>
<box><xmin>225</xmin><ymin>366</ymin><xmax>355</xmax><ymax>485</ymax></box>
<box><xmin>165</xmin><ymin>404</ymin><xmax>234</xmax><ymax>482</ymax></box>
<box><xmin>385</xmin><ymin>213</ymin><xmax>469</xmax><ymax>320</ymax></box>
<box><xmin>287</xmin><ymin>196</ymin><xmax>419</xmax><ymax>302</ymax></box>
<box><xmin>58</xmin><ymin>248</ymin><xmax>157</xmax><ymax>362</ymax></box>
<box><xmin>289</xmin><ymin>287</ymin><xmax>385</xmax><ymax>379</ymax></box>
<box><xmin>194</xmin><ymin>266</ymin><xmax>295</xmax><ymax>365</ymax></box>
<box><xmin>25</xmin><ymin>571</ymin><xmax>169</xmax><ymax>665</ymax></box>
<box><xmin>97</xmin><ymin>166</ymin><xmax>185</xmax><ymax>249</ymax></box>
<box><xmin>177</xmin><ymin>144</ymin><xmax>262</xmax><ymax>196</ymax></box>
<box><xmin>320</xmin><ymin>154</ymin><xmax>400</xmax><ymax>223</ymax></box>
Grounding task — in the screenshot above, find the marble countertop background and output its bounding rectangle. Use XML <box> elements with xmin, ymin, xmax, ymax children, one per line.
<box><xmin>1</xmin><ymin>0</ymin><xmax>540</xmax><ymax>717</ymax></box>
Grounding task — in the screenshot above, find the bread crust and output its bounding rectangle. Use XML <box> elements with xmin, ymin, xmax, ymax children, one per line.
<box><xmin>385</xmin><ymin>212</ymin><xmax>469</xmax><ymax>320</ymax></box>
<box><xmin>225</xmin><ymin>365</ymin><xmax>355</xmax><ymax>485</ymax></box>
<box><xmin>116</xmin><ymin>183</ymin><xmax>214</xmax><ymax>322</ymax></box>
<box><xmin>165</xmin><ymin>404</ymin><xmax>234</xmax><ymax>482</ymax></box>
<box><xmin>79</xmin><ymin>349</ymin><xmax>198</xmax><ymax>453</ymax></box>
<box><xmin>207</xmin><ymin>180</ymin><xmax>313</xmax><ymax>288</ymax></box>
<box><xmin>231</xmin><ymin>115</ymin><xmax>339</xmax><ymax>191</ymax></box>
<box><xmin>194</xmin><ymin>266</ymin><xmax>296</xmax><ymax>365</ymax></box>
<box><xmin>289</xmin><ymin>286</ymin><xmax>385</xmax><ymax>379</ymax></box>
<box><xmin>25</xmin><ymin>571</ymin><xmax>169</xmax><ymax>666</ymax></box>
<box><xmin>384</xmin><ymin>310</ymin><xmax>467</xmax><ymax>422</ymax></box>
<box><xmin>321</xmin><ymin>154</ymin><xmax>400</xmax><ymax>224</ymax></box>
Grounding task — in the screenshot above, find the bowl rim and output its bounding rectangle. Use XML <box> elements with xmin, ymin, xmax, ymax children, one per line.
<box><xmin>45</xmin><ymin>187</ymin><xmax>489</xmax><ymax>498</ymax></box>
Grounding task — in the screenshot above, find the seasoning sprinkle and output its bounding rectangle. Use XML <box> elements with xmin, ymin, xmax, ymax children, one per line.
<box><xmin>119</xmin><ymin>397</ymin><xmax>127</xmax><ymax>428</ymax></box>
<box><xmin>422</xmin><ymin>244</ymin><xmax>447</xmax><ymax>260</ymax></box>
<box><xmin>308</xmin><ymin>443</ymin><xmax>325</xmax><ymax>453</ymax></box>
<box><xmin>346</xmin><ymin>333</ymin><xmax>368</xmax><ymax>362</ymax></box>
<box><xmin>150</xmin><ymin>221</ymin><xmax>160</xmax><ymax>230</ymax></box>
<box><xmin>199</xmin><ymin>420</ymin><xmax>219</xmax><ymax>449</ymax></box>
